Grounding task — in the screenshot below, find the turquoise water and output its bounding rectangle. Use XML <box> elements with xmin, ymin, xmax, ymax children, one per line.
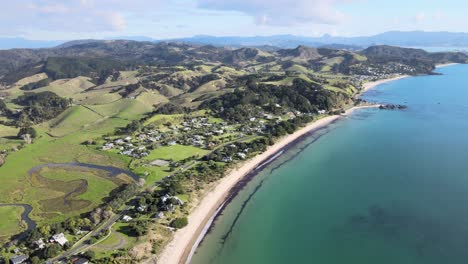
<box><xmin>191</xmin><ymin>64</ymin><xmax>468</xmax><ymax>264</ymax></box>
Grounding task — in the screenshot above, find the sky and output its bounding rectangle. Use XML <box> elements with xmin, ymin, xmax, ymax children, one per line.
<box><xmin>1</xmin><ymin>0</ymin><xmax>468</xmax><ymax>40</ymax></box>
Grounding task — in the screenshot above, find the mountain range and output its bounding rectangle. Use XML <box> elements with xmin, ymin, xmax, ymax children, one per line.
<box><xmin>4</xmin><ymin>31</ymin><xmax>468</xmax><ymax>50</ymax></box>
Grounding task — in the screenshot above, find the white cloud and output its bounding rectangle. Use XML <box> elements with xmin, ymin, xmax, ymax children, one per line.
<box><xmin>433</xmin><ymin>10</ymin><xmax>444</xmax><ymax>21</ymax></box>
<box><xmin>414</xmin><ymin>12</ymin><xmax>426</xmax><ymax>23</ymax></box>
<box><xmin>197</xmin><ymin>0</ymin><xmax>354</xmax><ymax>26</ymax></box>
<box><xmin>0</xmin><ymin>0</ymin><xmax>161</xmax><ymax>36</ymax></box>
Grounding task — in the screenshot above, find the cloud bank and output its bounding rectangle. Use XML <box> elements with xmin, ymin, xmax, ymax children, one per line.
<box><xmin>0</xmin><ymin>0</ymin><xmax>160</xmax><ymax>35</ymax></box>
<box><xmin>197</xmin><ymin>0</ymin><xmax>353</xmax><ymax>26</ymax></box>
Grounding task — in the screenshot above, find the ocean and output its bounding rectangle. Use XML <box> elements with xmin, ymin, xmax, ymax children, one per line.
<box><xmin>191</xmin><ymin>64</ymin><xmax>468</xmax><ymax>264</ymax></box>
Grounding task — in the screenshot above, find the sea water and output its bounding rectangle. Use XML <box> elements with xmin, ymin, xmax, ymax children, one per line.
<box><xmin>191</xmin><ymin>64</ymin><xmax>468</xmax><ymax>264</ymax></box>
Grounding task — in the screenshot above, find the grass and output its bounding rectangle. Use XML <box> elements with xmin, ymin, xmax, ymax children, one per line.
<box><xmin>192</xmin><ymin>79</ymin><xmax>226</xmax><ymax>93</ymax></box>
<box><xmin>131</xmin><ymin>165</ymin><xmax>171</xmax><ymax>185</ymax></box>
<box><xmin>92</xmin><ymin>222</ymin><xmax>139</xmax><ymax>258</ymax></box>
<box><xmin>143</xmin><ymin>114</ymin><xmax>184</xmax><ymax>127</ymax></box>
<box><xmin>0</xmin><ymin>206</ymin><xmax>24</xmax><ymax>239</ymax></box>
<box><xmin>34</xmin><ymin>77</ymin><xmax>94</xmax><ymax>98</ymax></box>
<box><xmin>145</xmin><ymin>145</ymin><xmax>209</xmax><ymax>162</ymax></box>
<box><xmin>40</xmin><ymin>167</ymin><xmax>120</xmax><ymax>206</ymax></box>
<box><xmin>46</xmin><ymin>106</ymin><xmax>104</xmax><ymax>137</ymax></box>
<box><xmin>0</xmin><ymin>110</ymin><xmax>132</xmax><ymax>225</ymax></box>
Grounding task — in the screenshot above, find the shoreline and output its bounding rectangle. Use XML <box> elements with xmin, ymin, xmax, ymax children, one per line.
<box><xmin>157</xmin><ymin>105</ymin><xmax>381</xmax><ymax>264</ymax></box>
<box><xmin>361</xmin><ymin>75</ymin><xmax>409</xmax><ymax>94</ymax></box>
<box><xmin>436</xmin><ymin>62</ymin><xmax>459</xmax><ymax>68</ymax></box>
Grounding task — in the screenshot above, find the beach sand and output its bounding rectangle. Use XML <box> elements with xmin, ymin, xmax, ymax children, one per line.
<box><xmin>436</xmin><ymin>62</ymin><xmax>459</xmax><ymax>68</ymax></box>
<box><xmin>362</xmin><ymin>75</ymin><xmax>409</xmax><ymax>94</ymax></box>
<box><xmin>156</xmin><ymin>104</ymin><xmax>381</xmax><ymax>264</ymax></box>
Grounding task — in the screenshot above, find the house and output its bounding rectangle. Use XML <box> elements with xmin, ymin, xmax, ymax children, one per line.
<box><xmin>318</xmin><ymin>110</ymin><xmax>327</xmax><ymax>114</ymax></box>
<box><xmin>173</xmin><ymin>197</ymin><xmax>184</xmax><ymax>205</ymax></box>
<box><xmin>124</xmin><ymin>136</ymin><xmax>132</xmax><ymax>142</ymax></box>
<box><xmin>9</xmin><ymin>255</ymin><xmax>27</xmax><ymax>264</ymax></box>
<box><xmin>221</xmin><ymin>157</ymin><xmax>233</xmax><ymax>163</ymax></box>
<box><xmin>102</xmin><ymin>143</ymin><xmax>114</xmax><ymax>151</ymax></box>
<box><xmin>161</xmin><ymin>194</ymin><xmax>171</xmax><ymax>203</ymax></box>
<box><xmin>154</xmin><ymin>212</ymin><xmax>164</xmax><ymax>219</ymax></box>
<box><xmin>151</xmin><ymin>159</ymin><xmax>170</xmax><ymax>167</ymax></box>
<box><xmin>168</xmin><ymin>141</ymin><xmax>177</xmax><ymax>146</ymax></box>
<box><xmin>137</xmin><ymin>205</ymin><xmax>147</xmax><ymax>212</ymax></box>
<box><xmin>34</xmin><ymin>238</ymin><xmax>46</xmax><ymax>249</ymax></box>
<box><xmin>122</xmin><ymin>215</ymin><xmax>133</xmax><ymax>222</ymax></box>
<box><xmin>50</xmin><ymin>233</ymin><xmax>68</xmax><ymax>246</ymax></box>
<box><xmin>237</xmin><ymin>152</ymin><xmax>247</xmax><ymax>159</ymax></box>
<box><xmin>70</xmin><ymin>257</ymin><xmax>89</xmax><ymax>264</ymax></box>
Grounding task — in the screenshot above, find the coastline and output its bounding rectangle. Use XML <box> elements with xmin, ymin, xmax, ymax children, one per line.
<box><xmin>157</xmin><ymin>105</ymin><xmax>380</xmax><ymax>264</ymax></box>
<box><xmin>436</xmin><ymin>62</ymin><xmax>459</xmax><ymax>68</ymax></box>
<box><xmin>361</xmin><ymin>75</ymin><xmax>409</xmax><ymax>94</ymax></box>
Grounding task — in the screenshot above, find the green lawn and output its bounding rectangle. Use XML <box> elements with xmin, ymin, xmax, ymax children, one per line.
<box><xmin>0</xmin><ymin>206</ymin><xmax>24</xmax><ymax>239</ymax></box>
<box><xmin>145</xmin><ymin>145</ymin><xmax>209</xmax><ymax>162</ymax></box>
<box><xmin>40</xmin><ymin>167</ymin><xmax>120</xmax><ymax>209</ymax></box>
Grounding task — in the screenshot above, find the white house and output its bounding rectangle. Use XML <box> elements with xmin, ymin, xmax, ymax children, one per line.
<box><xmin>34</xmin><ymin>238</ymin><xmax>46</xmax><ymax>249</ymax></box>
<box><xmin>122</xmin><ymin>215</ymin><xmax>133</xmax><ymax>222</ymax></box>
<box><xmin>50</xmin><ymin>233</ymin><xmax>68</xmax><ymax>246</ymax></box>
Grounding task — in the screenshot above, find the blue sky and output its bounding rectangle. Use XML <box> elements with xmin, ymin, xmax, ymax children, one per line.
<box><xmin>2</xmin><ymin>0</ymin><xmax>468</xmax><ymax>40</ymax></box>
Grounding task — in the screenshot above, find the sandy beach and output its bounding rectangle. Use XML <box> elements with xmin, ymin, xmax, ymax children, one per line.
<box><xmin>361</xmin><ymin>75</ymin><xmax>409</xmax><ymax>94</ymax></box>
<box><xmin>156</xmin><ymin>104</ymin><xmax>381</xmax><ymax>264</ymax></box>
<box><xmin>436</xmin><ymin>62</ymin><xmax>459</xmax><ymax>68</ymax></box>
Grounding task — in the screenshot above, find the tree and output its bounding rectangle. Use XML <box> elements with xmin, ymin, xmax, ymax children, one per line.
<box><xmin>171</xmin><ymin>217</ymin><xmax>188</xmax><ymax>229</ymax></box>
<box><xmin>43</xmin><ymin>244</ymin><xmax>62</xmax><ymax>259</ymax></box>
<box><xmin>18</xmin><ymin>127</ymin><xmax>37</xmax><ymax>139</ymax></box>
<box><xmin>130</xmin><ymin>221</ymin><xmax>148</xmax><ymax>236</ymax></box>
<box><xmin>39</xmin><ymin>224</ymin><xmax>51</xmax><ymax>237</ymax></box>
<box><xmin>30</xmin><ymin>256</ymin><xmax>40</xmax><ymax>264</ymax></box>
<box><xmin>82</xmin><ymin>251</ymin><xmax>96</xmax><ymax>260</ymax></box>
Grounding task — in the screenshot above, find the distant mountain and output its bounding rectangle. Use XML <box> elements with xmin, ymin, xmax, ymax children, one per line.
<box><xmin>5</xmin><ymin>31</ymin><xmax>468</xmax><ymax>51</ymax></box>
<box><xmin>0</xmin><ymin>36</ymin><xmax>156</xmax><ymax>50</ymax></box>
<box><xmin>168</xmin><ymin>31</ymin><xmax>468</xmax><ymax>49</ymax></box>
<box><xmin>0</xmin><ymin>38</ymin><xmax>63</xmax><ymax>50</ymax></box>
<box><xmin>1</xmin><ymin>39</ymin><xmax>467</xmax><ymax>86</ymax></box>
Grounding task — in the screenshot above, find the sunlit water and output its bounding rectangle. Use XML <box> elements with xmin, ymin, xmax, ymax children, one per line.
<box><xmin>191</xmin><ymin>64</ymin><xmax>468</xmax><ymax>264</ymax></box>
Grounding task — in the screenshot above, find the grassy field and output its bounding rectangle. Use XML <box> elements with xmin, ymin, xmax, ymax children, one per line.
<box><xmin>0</xmin><ymin>206</ymin><xmax>24</xmax><ymax>240</ymax></box>
<box><xmin>145</xmin><ymin>145</ymin><xmax>209</xmax><ymax>162</ymax></box>
<box><xmin>35</xmin><ymin>167</ymin><xmax>123</xmax><ymax>217</ymax></box>
<box><xmin>92</xmin><ymin>222</ymin><xmax>139</xmax><ymax>258</ymax></box>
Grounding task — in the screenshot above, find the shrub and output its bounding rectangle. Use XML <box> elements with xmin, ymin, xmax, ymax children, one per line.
<box><xmin>171</xmin><ymin>217</ymin><xmax>188</xmax><ymax>229</ymax></box>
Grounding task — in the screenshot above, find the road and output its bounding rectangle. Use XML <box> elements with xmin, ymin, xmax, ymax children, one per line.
<box><xmin>52</xmin><ymin>135</ymin><xmax>258</xmax><ymax>261</ymax></box>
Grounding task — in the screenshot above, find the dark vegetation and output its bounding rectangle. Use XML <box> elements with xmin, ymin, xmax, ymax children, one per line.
<box><xmin>153</xmin><ymin>103</ymin><xmax>187</xmax><ymax>115</ymax></box>
<box><xmin>13</xmin><ymin>91</ymin><xmax>70</xmax><ymax>125</ymax></box>
<box><xmin>17</xmin><ymin>127</ymin><xmax>37</xmax><ymax>138</ymax></box>
<box><xmin>202</xmin><ymin>79</ymin><xmax>349</xmax><ymax>122</ymax></box>
<box><xmin>170</xmin><ymin>217</ymin><xmax>188</xmax><ymax>229</ymax></box>
<box><xmin>20</xmin><ymin>78</ymin><xmax>52</xmax><ymax>91</ymax></box>
<box><xmin>0</xmin><ymin>99</ymin><xmax>7</xmax><ymax>115</ymax></box>
<box><xmin>360</xmin><ymin>45</ymin><xmax>468</xmax><ymax>74</ymax></box>
<box><xmin>44</xmin><ymin>57</ymin><xmax>134</xmax><ymax>84</ymax></box>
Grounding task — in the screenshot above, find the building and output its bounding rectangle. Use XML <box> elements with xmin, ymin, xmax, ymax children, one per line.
<box><xmin>34</xmin><ymin>238</ymin><xmax>46</xmax><ymax>249</ymax></box>
<box><xmin>50</xmin><ymin>233</ymin><xmax>68</xmax><ymax>246</ymax></box>
<box><xmin>137</xmin><ymin>205</ymin><xmax>147</xmax><ymax>212</ymax></box>
<box><xmin>122</xmin><ymin>215</ymin><xmax>133</xmax><ymax>222</ymax></box>
<box><xmin>9</xmin><ymin>255</ymin><xmax>27</xmax><ymax>264</ymax></box>
<box><xmin>70</xmin><ymin>257</ymin><xmax>89</xmax><ymax>264</ymax></box>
